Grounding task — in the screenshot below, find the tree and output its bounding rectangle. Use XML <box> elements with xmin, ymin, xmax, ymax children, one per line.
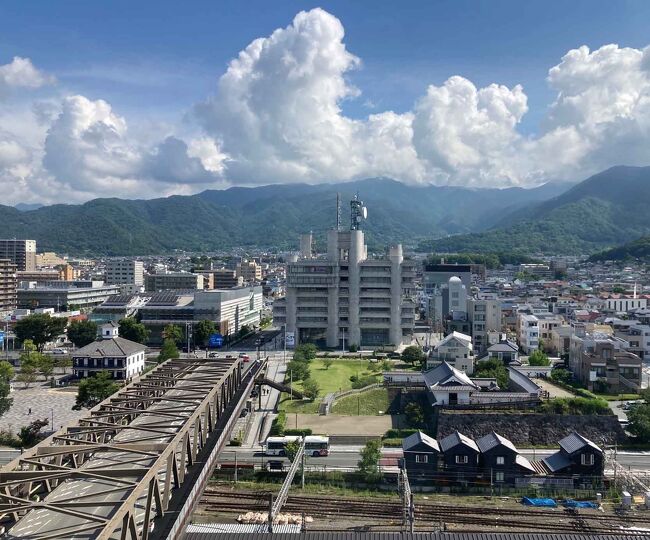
<box><xmin>528</xmin><ymin>349</ymin><xmax>551</xmax><ymax>367</ymax></box>
<box><xmin>55</xmin><ymin>356</ymin><xmax>72</xmax><ymax>374</ymax></box>
<box><xmin>14</xmin><ymin>314</ymin><xmax>68</xmax><ymax>352</ymax></box>
<box><xmin>37</xmin><ymin>355</ymin><xmax>54</xmax><ymax>380</ymax></box>
<box><xmin>474</xmin><ymin>358</ymin><xmax>509</xmax><ymax>389</ymax></box>
<box><xmin>0</xmin><ymin>361</ymin><xmax>14</xmax><ymax>418</ymax></box>
<box><xmin>551</xmin><ymin>368</ymin><xmax>572</xmax><ymax>385</ymax></box>
<box><xmin>118</xmin><ymin>318</ymin><xmax>149</xmax><ymax>344</ymax></box>
<box><xmin>404</xmin><ymin>402</ymin><xmax>425</xmax><ymax>427</ymax></box>
<box><xmin>302</xmin><ymin>378</ymin><xmax>320</xmax><ymax>401</ymax></box>
<box><xmin>76</xmin><ymin>371</ymin><xmax>119</xmax><ymax>408</ymax></box>
<box><xmin>358</xmin><ymin>439</ymin><xmax>382</xmax><ymax>482</ymax></box>
<box><xmin>401</xmin><ymin>345</ymin><xmax>425</xmax><ymax>366</ymax></box>
<box><xmin>67</xmin><ymin>320</ymin><xmax>98</xmax><ymax>348</ymax></box>
<box><xmin>194</xmin><ymin>320</ymin><xmax>217</xmax><ymax>347</ymax></box>
<box><xmin>323</xmin><ymin>358</ymin><xmax>333</xmax><ymax>370</ymax></box>
<box><xmin>17</xmin><ymin>341</ymin><xmax>40</xmax><ymax>388</ymax></box>
<box><xmin>158</xmin><ymin>339</ymin><xmax>180</xmax><ymax>363</ymax></box>
<box><xmin>162</xmin><ymin>324</ymin><xmax>183</xmax><ymax>346</ymax></box>
<box><xmin>628</xmin><ymin>389</ymin><xmax>650</xmax><ymax>443</ymax></box>
<box><xmin>19</xmin><ymin>418</ymin><xmax>49</xmax><ymax>447</ymax></box>
<box><xmin>294</xmin><ymin>344</ymin><xmax>318</xmax><ymax>362</ymax></box>
<box><xmin>285</xmin><ymin>439</ymin><xmax>301</xmax><ymax>463</ymax></box>
<box><xmin>287</xmin><ymin>360</ymin><xmax>310</xmax><ymax>382</ymax></box>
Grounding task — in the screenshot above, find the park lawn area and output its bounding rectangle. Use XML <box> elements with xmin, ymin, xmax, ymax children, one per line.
<box><xmin>278</xmin><ymin>359</ymin><xmax>381</xmax><ymax>414</ymax></box>
<box><xmin>330</xmin><ymin>388</ymin><xmax>389</xmax><ymax>416</ymax></box>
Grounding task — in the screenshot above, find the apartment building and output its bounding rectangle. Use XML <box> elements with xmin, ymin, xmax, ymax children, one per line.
<box><xmin>196</xmin><ymin>269</ymin><xmax>243</xmax><ymax>290</ymax></box>
<box><xmin>468</xmin><ymin>296</ymin><xmax>502</xmax><ymax>355</ymax></box>
<box><xmin>569</xmin><ymin>326</ymin><xmax>643</xmax><ymax>393</ymax></box>
<box><xmin>516</xmin><ymin>313</ymin><xmax>539</xmax><ymax>354</ymax></box>
<box><xmin>518</xmin><ymin>263</ymin><xmax>553</xmax><ymax>279</ymax></box>
<box><xmin>0</xmin><ymin>239</ymin><xmax>36</xmax><ymax>271</ymax></box>
<box><xmin>611</xmin><ymin>319</ymin><xmax>650</xmax><ymax>360</ymax></box>
<box><xmin>105</xmin><ymin>260</ymin><xmax>144</xmax><ymax>291</ymax></box>
<box><xmin>144</xmin><ymin>271</ymin><xmax>204</xmax><ymax>292</ymax></box>
<box><xmin>0</xmin><ymin>259</ymin><xmax>17</xmax><ymax>314</ymax></box>
<box><xmin>274</xmin><ymin>199</ymin><xmax>416</xmax><ymax>348</ymax></box>
<box><xmin>236</xmin><ymin>260</ymin><xmax>262</xmax><ymax>283</ymax></box>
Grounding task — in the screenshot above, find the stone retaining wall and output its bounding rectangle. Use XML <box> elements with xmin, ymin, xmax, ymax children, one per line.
<box><xmin>436</xmin><ymin>410</ymin><xmax>626</xmax><ymax>446</ymax></box>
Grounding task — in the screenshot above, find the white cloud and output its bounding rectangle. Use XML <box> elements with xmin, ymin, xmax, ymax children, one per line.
<box><xmin>0</xmin><ymin>56</ymin><xmax>54</xmax><ymax>94</ymax></box>
<box><xmin>3</xmin><ymin>11</ymin><xmax>650</xmax><ymax>205</ymax></box>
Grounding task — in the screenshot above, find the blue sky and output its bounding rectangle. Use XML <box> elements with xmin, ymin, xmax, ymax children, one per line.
<box><xmin>2</xmin><ymin>0</ymin><xmax>648</xmax><ymax>132</ymax></box>
<box><xmin>1</xmin><ymin>1</ymin><xmax>649</xmax><ymax>203</ymax></box>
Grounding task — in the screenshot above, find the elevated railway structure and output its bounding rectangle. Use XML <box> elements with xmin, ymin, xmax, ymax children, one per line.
<box><xmin>0</xmin><ymin>355</ymin><xmax>264</xmax><ymax>539</ymax></box>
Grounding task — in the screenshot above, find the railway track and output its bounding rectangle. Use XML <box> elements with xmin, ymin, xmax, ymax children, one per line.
<box><xmin>200</xmin><ymin>489</ymin><xmax>649</xmax><ymax>535</ymax></box>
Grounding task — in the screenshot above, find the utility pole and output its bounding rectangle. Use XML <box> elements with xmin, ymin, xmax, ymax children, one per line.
<box><xmin>234</xmin><ymin>451</ymin><xmax>238</xmax><ymax>484</ymax></box>
<box><xmin>301</xmin><ymin>448</ymin><xmax>305</xmax><ymax>489</ymax></box>
<box><xmin>268</xmin><ymin>494</ymin><xmax>273</xmax><ymax>533</ymax></box>
<box><xmin>283</xmin><ymin>324</ymin><xmax>287</xmax><ymax>364</ymax></box>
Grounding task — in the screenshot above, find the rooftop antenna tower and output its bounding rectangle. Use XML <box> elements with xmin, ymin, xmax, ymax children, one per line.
<box><xmin>350</xmin><ymin>193</ymin><xmax>368</xmax><ymax>231</ymax></box>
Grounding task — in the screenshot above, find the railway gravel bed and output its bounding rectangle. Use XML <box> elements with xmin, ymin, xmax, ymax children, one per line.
<box><xmin>198</xmin><ymin>488</ymin><xmax>650</xmax><ymax>535</ymax></box>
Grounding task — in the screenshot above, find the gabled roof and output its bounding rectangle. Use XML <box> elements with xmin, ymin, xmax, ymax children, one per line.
<box><xmin>559</xmin><ymin>432</ymin><xmax>602</xmax><ymax>455</ymax></box>
<box><xmin>488</xmin><ymin>341</ymin><xmax>518</xmax><ymax>353</ymax></box>
<box><xmin>439</xmin><ymin>431</ymin><xmax>479</xmax><ymax>453</ymax></box>
<box><xmin>403</xmin><ymin>431</ymin><xmax>440</xmax><ymax>452</ymax></box>
<box><xmin>423</xmin><ymin>361</ymin><xmax>478</xmax><ymax>390</ymax></box>
<box><xmin>72</xmin><ymin>337</ymin><xmax>146</xmax><ymax>358</ymax></box>
<box><xmin>436</xmin><ymin>331</ymin><xmax>472</xmax><ymax>350</ymax></box>
<box><xmin>476</xmin><ymin>431</ymin><xmax>518</xmax><ymax>454</ymax></box>
<box><xmin>542</xmin><ymin>451</ymin><xmax>572</xmax><ymax>473</ymax></box>
<box><xmin>515</xmin><ymin>454</ymin><xmax>536</xmax><ymax>473</ymax></box>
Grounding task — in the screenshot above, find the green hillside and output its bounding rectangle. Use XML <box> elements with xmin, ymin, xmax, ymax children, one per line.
<box><xmin>418</xmin><ymin>166</ymin><xmax>650</xmax><ymax>255</ymax></box>
<box><xmin>1</xmin><ymin>178</ymin><xmax>566</xmax><ymax>256</ymax></box>
<box><xmin>589</xmin><ymin>236</ymin><xmax>650</xmax><ymax>262</ymax></box>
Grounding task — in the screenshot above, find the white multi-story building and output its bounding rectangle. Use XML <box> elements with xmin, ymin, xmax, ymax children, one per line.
<box><xmin>273</xmin><ymin>196</ymin><xmax>416</xmax><ymax>348</ymax></box>
<box><xmin>517</xmin><ymin>313</ymin><xmax>539</xmax><ymax>354</ymax></box>
<box><xmin>606</xmin><ymin>297</ymin><xmax>648</xmax><ymax>313</ymax></box>
<box><xmin>105</xmin><ymin>260</ymin><xmax>144</xmax><ymax>294</ymax></box>
<box><xmin>72</xmin><ymin>323</ymin><xmax>146</xmax><ymax>380</ymax></box>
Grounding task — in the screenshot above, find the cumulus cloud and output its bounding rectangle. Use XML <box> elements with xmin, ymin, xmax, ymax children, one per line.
<box><xmin>0</xmin><ymin>56</ymin><xmax>54</xmax><ymax>95</ymax></box>
<box><xmin>3</xmin><ymin>9</ymin><xmax>650</xmax><ymax>205</ymax></box>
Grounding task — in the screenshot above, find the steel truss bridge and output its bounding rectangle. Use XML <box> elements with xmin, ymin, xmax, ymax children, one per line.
<box><xmin>0</xmin><ymin>356</ymin><xmax>263</xmax><ymax>540</ymax></box>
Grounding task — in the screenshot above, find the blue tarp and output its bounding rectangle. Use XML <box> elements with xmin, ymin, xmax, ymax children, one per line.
<box><xmin>521</xmin><ymin>497</ymin><xmax>557</xmax><ymax>507</ymax></box>
<box><xmin>563</xmin><ymin>499</ymin><xmax>599</xmax><ymax>509</ymax></box>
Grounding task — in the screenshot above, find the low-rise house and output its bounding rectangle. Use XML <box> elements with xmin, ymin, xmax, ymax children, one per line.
<box><xmin>426</xmin><ymin>331</ymin><xmax>474</xmax><ymax>374</ymax></box>
<box><xmin>483</xmin><ymin>338</ymin><xmax>519</xmax><ymax>364</ymax></box>
<box><xmin>72</xmin><ymin>323</ymin><xmax>146</xmax><ymax>380</ymax></box>
<box><xmin>541</xmin><ymin>432</ymin><xmax>604</xmax><ymax>482</ymax></box>
<box><xmin>402</xmin><ymin>431</ymin><xmax>440</xmax><ymax>477</ymax></box>
<box><xmin>423</xmin><ymin>362</ymin><xmax>479</xmax><ymax>406</ymax></box>
<box><xmin>440</xmin><ymin>431</ymin><xmax>480</xmax><ymax>483</ymax></box>
<box><xmin>476</xmin><ymin>432</ymin><xmax>535</xmax><ymax>485</ymax></box>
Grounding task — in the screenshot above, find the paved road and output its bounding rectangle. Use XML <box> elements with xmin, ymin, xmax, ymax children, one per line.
<box><xmin>218</xmin><ymin>446</ymin><xmax>650</xmax><ymax>472</ymax></box>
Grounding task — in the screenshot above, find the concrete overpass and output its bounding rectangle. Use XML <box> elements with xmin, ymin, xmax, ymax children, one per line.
<box><xmin>0</xmin><ymin>355</ymin><xmax>264</xmax><ymax>539</ymax></box>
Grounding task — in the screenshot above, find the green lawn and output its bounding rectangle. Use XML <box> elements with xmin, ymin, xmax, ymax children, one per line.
<box><xmin>278</xmin><ymin>359</ymin><xmax>382</xmax><ymax>414</ymax></box>
<box><xmin>330</xmin><ymin>388</ymin><xmax>389</xmax><ymax>416</ymax></box>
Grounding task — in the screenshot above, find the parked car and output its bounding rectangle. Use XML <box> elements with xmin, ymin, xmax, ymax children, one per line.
<box><xmin>52</xmin><ymin>348</ymin><xmax>68</xmax><ymax>355</ymax></box>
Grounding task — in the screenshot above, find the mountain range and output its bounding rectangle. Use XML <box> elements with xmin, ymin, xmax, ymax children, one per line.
<box><xmin>420</xmin><ymin>166</ymin><xmax>650</xmax><ymax>255</ymax></box>
<box><xmin>0</xmin><ymin>179</ymin><xmax>568</xmax><ymax>256</ymax></box>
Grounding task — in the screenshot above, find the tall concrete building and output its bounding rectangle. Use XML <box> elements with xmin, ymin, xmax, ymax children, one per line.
<box><xmin>274</xmin><ymin>196</ymin><xmax>416</xmax><ymax>348</ymax></box>
<box><xmin>105</xmin><ymin>260</ymin><xmax>144</xmax><ymax>288</ymax></box>
<box><xmin>0</xmin><ymin>259</ymin><xmax>17</xmax><ymax>314</ymax></box>
<box><xmin>236</xmin><ymin>260</ymin><xmax>262</xmax><ymax>283</ymax></box>
<box><xmin>144</xmin><ymin>272</ymin><xmax>204</xmax><ymax>292</ymax></box>
<box><xmin>468</xmin><ymin>296</ymin><xmax>502</xmax><ymax>355</ymax></box>
<box><xmin>0</xmin><ymin>239</ymin><xmax>36</xmax><ymax>271</ymax></box>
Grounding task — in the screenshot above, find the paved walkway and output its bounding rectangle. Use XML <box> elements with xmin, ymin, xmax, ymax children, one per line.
<box><xmin>1</xmin><ymin>383</ymin><xmax>83</xmax><ymax>434</ymax></box>
<box><xmin>531</xmin><ymin>378</ymin><xmax>575</xmax><ymax>398</ymax></box>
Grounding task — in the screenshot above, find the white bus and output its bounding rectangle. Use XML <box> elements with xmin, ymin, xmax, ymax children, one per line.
<box><xmin>264</xmin><ymin>435</ymin><xmax>330</xmax><ymax>457</ymax></box>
